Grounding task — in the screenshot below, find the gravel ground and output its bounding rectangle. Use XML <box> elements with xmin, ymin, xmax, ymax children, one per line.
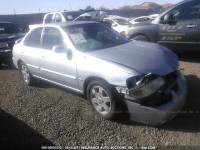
<box><xmin>0</xmin><ymin>50</ymin><xmax>200</xmax><ymax>150</ymax></box>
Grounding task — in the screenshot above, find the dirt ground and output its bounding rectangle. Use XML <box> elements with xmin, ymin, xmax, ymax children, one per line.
<box><xmin>0</xmin><ymin>49</ymin><xmax>200</xmax><ymax>150</ymax></box>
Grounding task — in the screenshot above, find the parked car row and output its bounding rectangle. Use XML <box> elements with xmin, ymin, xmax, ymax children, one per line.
<box><xmin>0</xmin><ymin>22</ymin><xmax>24</xmax><ymax>67</ymax></box>
<box><xmin>42</xmin><ymin>10</ymin><xmax>159</xmax><ymax>35</ymax></box>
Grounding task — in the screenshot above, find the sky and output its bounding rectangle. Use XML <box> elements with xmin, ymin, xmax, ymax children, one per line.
<box><xmin>0</xmin><ymin>0</ymin><xmax>183</xmax><ymax>15</ymax></box>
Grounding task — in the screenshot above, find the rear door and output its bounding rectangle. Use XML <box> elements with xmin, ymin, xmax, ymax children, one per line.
<box><xmin>158</xmin><ymin>0</ymin><xmax>200</xmax><ymax>50</ymax></box>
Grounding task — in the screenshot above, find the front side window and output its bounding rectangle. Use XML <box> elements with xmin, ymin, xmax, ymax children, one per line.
<box><xmin>63</xmin><ymin>23</ymin><xmax>129</xmax><ymax>52</ymax></box>
<box><xmin>0</xmin><ymin>23</ymin><xmax>20</xmax><ymax>34</ymax></box>
<box><xmin>42</xmin><ymin>27</ymin><xmax>64</xmax><ymax>50</ymax></box>
<box><xmin>163</xmin><ymin>1</ymin><xmax>200</xmax><ymax>21</ymax></box>
<box><xmin>24</xmin><ymin>28</ymin><xmax>42</xmax><ymax>48</ymax></box>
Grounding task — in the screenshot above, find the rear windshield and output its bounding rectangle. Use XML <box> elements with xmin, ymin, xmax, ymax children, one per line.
<box><xmin>0</xmin><ymin>23</ymin><xmax>21</xmax><ymax>34</ymax></box>
<box><xmin>63</xmin><ymin>23</ymin><xmax>129</xmax><ymax>52</ymax></box>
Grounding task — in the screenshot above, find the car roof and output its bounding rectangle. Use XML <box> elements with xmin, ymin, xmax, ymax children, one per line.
<box><xmin>29</xmin><ymin>21</ymin><xmax>98</xmax><ymax>30</ymax></box>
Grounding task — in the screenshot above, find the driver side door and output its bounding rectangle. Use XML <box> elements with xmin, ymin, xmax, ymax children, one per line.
<box><xmin>158</xmin><ymin>0</ymin><xmax>200</xmax><ymax>50</ymax></box>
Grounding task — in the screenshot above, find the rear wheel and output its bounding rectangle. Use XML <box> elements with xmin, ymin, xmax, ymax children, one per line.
<box><xmin>131</xmin><ymin>35</ymin><xmax>150</xmax><ymax>42</ymax></box>
<box><xmin>87</xmin><ymin>80</ymin><xmax>117</xmax><ymax>120</ymax></box>
<box><xmin>19</xmin><ymin>62</ymin><xmax>34</xmax><ymax>86</ymax></box>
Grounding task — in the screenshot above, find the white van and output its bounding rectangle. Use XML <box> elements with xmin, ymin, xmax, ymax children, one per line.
<box><xmin>43</xmin><ymin>11</ymin><xmax>82</xmax><ymax>24</ymax></box>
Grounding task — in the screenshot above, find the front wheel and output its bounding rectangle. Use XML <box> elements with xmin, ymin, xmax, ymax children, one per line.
<box><xmin>87</xmin><ymin>80</ymin><xmax>117</xmax><ymax>120</ymax></box>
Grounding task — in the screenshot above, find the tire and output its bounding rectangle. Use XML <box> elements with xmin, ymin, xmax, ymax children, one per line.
<box><xmin>131</xmin><ymin>35</ymin><xmax>150</xmax><ymax>42</ymax></box>
<box><xmin>19</xmin><ymin>62</ymin><xmax>34</xmax><ymax>86</ymax></box>
<box><xmin>87</xmin><ymin>80</ymin><xmax>117</xmax><ymax>120</ymax></box>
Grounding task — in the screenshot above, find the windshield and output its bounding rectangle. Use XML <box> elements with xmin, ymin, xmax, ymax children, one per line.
<box><xmin>114</xmin><ymin>18</ymin><xmax>132</xmax><ymax>26</ymax></box>
<box><xmin>0</xmin><ymin>23</ymin><xmax>21</xmax><ymax>34</ymax></box>
<box><xmin>63</xmin><ymin>23</ymin><xmax>129</xmax><ymax>52</ymax></box>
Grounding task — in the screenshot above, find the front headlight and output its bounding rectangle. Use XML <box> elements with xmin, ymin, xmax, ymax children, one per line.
<box><xmin>0</xmin><ymin>42</ymin><xmax>8</xmax><ymax>48</ymax></box>
<box><xmin>127</xmin><ymin>74</ymin><xmax>165</xmax><ymax>98</ymax></box>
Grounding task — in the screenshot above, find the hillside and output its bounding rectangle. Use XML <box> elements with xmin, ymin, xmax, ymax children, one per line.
<box><xmin>131</xmin><ymin>2</ymin><xmax>173</xmax><ymax>10</ymax></box>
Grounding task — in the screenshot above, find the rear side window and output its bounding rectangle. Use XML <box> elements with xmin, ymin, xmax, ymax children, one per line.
<box><xmin>42</xmin><ymin>27</ymin><xmax>64</xmax><ymax>50</ymax></box>
<box><xmin>45</xmin><ymin>14</ymin><xmax>53</xmax><ymax>23</ymax></box>
<box><xmin>54</xmin><ymin>13</ymin><xmax>62</xmax><ymax>22</ymax></box>
<box><xmin>24</xmin><ymin>28</ymin><xmax>42</xmax><ymax>48</ymax></box>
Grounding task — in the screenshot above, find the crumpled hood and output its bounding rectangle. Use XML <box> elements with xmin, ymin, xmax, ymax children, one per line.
<box><xmin>87</xmin><ymin>41</ymin><xmax>179</xmax><ymax>76</ymax></box>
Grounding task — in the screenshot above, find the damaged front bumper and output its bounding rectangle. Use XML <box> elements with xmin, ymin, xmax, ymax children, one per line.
<box><xmin>123</xmin><ymin>71</ymin><xmax>187</xmax><ymax>126</ymax></box>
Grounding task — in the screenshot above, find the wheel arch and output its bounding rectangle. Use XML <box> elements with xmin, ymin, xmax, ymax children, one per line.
<box><xmin>17</xmin><ymin>59</ymin><xmax>24</xmax><ymax>69</ymax></box>
<box><xmin>83</xmin><ymin>76</ymin><xmax>111</xmax><ymax>98</ymax></box>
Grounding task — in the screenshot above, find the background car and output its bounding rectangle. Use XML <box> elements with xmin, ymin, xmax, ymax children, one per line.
<box><xmin>43</xmin><ymin>11</ymin><xmax>84</xmax><ymax>24</ymax></box>
<box><xmin>12</xmin><ymin>21</ymin><xmax>186</xmax><ymax>125</ymax></box>
<box><xmin>0</xmin><ymin>22</ymin><xmax>24</xmax><ymax>67</ymax></box>
<box><xmin>125</xmin><ymin>0</ymin><xmax>200</xmax><ymax>51</ymax></box>
<box><xmin>149</xmin><ymin>14</ymin><xmax>159</xmax><ymax>19</ymax></box>
<box><xmin>74</xmin><ymin>11</ymin><xmax>107</xmax><ymax>22</ymax></box>
<box><xmin>129</xmin><ymin>16</ymin><xmax>154</xmax><ymax>24</ymax></box>
<box><xmin>103</xmin><ymin>16</ymin><xmax>133</xmax><ymax>34</ymax></box>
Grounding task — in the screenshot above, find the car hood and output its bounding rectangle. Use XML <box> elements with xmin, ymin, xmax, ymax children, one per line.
<box><xmin>87</xmin><ymin>41</ymin><xmax>179</xmax><ymax>76</ymax></box>
<box><xmin>0</xmin><ymin>33</ymin><xmax>24</xmax><ymax>42</ymax></box>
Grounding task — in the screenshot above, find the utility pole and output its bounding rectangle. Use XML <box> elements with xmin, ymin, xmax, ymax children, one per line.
<box><xmin>69</xmin><ymin>2</ymin><xmax>72</xmax><ymax>11</ymax></box>
<box><xmin>13</xmin><ymin>9</ymin><xmax>16</xmax><ymax>15</ymax></box>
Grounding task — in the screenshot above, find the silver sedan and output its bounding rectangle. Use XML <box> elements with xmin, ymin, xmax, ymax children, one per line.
<box><xmin>12</xmin><ymin>21</ymin><xmax>187</xmax><ymax>125</ymax></box>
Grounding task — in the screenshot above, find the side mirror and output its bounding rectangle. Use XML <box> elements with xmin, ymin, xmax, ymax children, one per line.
<box><xmin>163</xmin><ymin>14</ymin><xmax>176</xmax><ymax>23</ymax></box>
<box><xmin>52</xmin><ymin>45</ymin><xmax>73</xmax><ymax>60</ymax></box>
<box><xmin>52</xmin><ymin>45</ymin><xmax>67</xmax><ymax>53</ymax></box>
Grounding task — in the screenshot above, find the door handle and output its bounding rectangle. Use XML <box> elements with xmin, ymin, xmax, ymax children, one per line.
<box><xmin>187</xmin><ymin>24</ymin><xmax>198</xmax><ymax>28</ymax></box>
<box><xmin>21</xmin><ymin>51</ymin><xmax>24</xmax><ymax>54</ymax></box>
<box><xmin>41</xmin><ymin>56</ymin><xmax>46</xmax><ymax>59</ymax></box>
